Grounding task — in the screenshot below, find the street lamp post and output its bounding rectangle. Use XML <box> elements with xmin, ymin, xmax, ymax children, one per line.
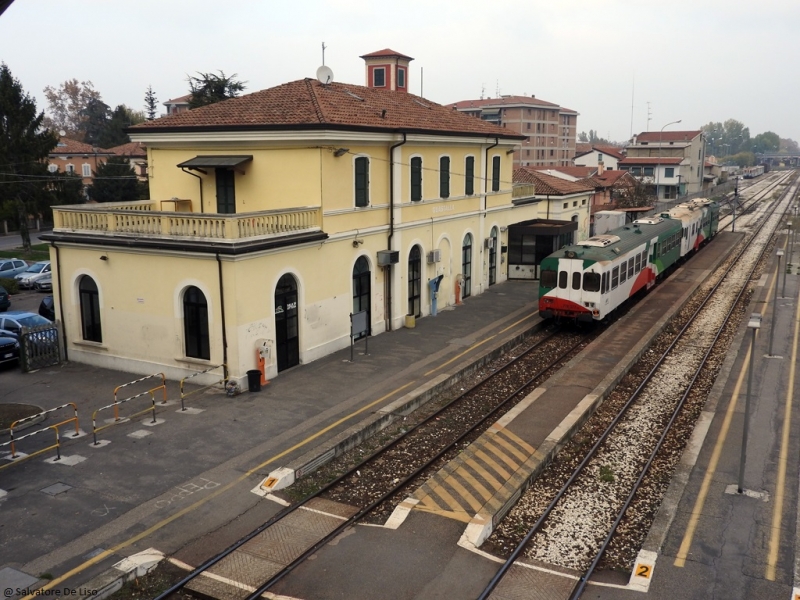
<box><xmin>655</xmin><ymin>119</ymin><xmax>682</xmax><ymax>202</ymax></box>
<box><xmin>738</xmin><ymin>312</ymin><xmax>761</xmax><ymax>494</ymax></box>
<box><xmin>771</xmin><ymin>249</ymin><xmax>783</xmax><ymax>355</ymax></box>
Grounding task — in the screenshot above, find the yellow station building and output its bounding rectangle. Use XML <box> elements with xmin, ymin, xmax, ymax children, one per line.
<box><xmin>45</xmin><ymin>50</ymin><xmax>589</xmax><ymax>385</ymax></box>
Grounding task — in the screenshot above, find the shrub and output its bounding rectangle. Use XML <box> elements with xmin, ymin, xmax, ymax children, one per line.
<box><xmin>0</xmin><ymin>278</ymin><xmax>19</xmax><ymax>294</ymax></box>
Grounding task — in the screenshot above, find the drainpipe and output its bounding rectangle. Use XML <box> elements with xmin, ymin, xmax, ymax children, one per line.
<box><xmin>484</xmin><ymin>137</ymin><xmax>499</xmax><ymax>212</ymax></box>
<box><xmin>52</xmin><ymin>243</ymin><xmax>68</xmax><ymax>361</ymax></box>
<box><xmin>182</xmin><ymin>168</ymin><xmax>205</xmax><ymax>212</ymax></box>
<box><xmin>387</xmin><ymin>132</ymin><xmax>407</xmax><ymax>332</ymax></box>
<box><xmin>215</xmin><ymin>253</ymin><xmax>228</xmax><ymax>379</ymax></box>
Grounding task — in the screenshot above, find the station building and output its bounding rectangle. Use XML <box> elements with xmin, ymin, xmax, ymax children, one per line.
<box><xmin>44</xmin><ymin>50</ymin><xmax>588</xmax><ymax>385</ymax></box>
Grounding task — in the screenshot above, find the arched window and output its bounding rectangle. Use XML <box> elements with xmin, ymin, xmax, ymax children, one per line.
<box><xmin>183</xmin><ymin>286</ymin><xmax>210</xmax><ymax>360</ymax></box>
<box><xmin>275</xmin><ymin>274</ymin><xmax>299</xmax><ymax>371</ymax></box>
<box><xmin>352</xmin><ymin>257</ymin><xmax>371</xmax><ymax>339</ymax></box>
<box><xmin>79</xmin><ymin>276</ymin><xmax>102</xmax><ymax>342</ymax></box>
<box><xmin>462</xmin><ymin>234</ymin><xmax>473</xmax><ymax>298</ymax></box>
<box><xmin>408</xmin><ymin>246</ymin><xmax>421</xmax><ymax>317</ymax></box>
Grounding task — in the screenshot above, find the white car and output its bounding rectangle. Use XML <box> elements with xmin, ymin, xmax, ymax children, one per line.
<box><xmin>15</xmin><ymin>261</ymin><xmax>51</xmax><ymax>289</ymax></box>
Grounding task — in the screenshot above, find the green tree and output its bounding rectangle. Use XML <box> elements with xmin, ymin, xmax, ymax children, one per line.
<box><xmin>82</xmin><ymin>97</ymin><xmax>111</xmax><ymax>146</ymax></box>
<box><xmin>86</xmin><ymin>156</ymin><xmax>142</xmax><ymax>202</ymax></box>
<box><xmin>144</xmin><ymin>85</ymin><xmax>158</xmax><ymax>120</ymax></box>
<box><xmin>615</xmin><ymin>177</ymin><xmax>652</xmax><ymax>208</ymax></box>
<box><xmin>751</xmin><ymin>131</ymin><xmax>780</xmax><ymax>154</ymax></box>
<box><xmin>187</xmin><ymin>71</ymin><xmax>246</xmax><ymax>109</ymax></box>
<box><xmin>0</xmin><ymin>63</ymin><xmax>58</xmax><ymax>250</ymax></box>
<box><xmin>96</xmin><ymin>105</ymin><xmax>144</xmax><ymax>148</ymax></box>
<box><xmin>42</xmin><ymin>79</ymin><xmax>102</xmax><ymax>140</ymax></box>
<box><xmin>47</xmin><ymin>171</ymin><xmax>84</xmax><ymax>215</ymax></box>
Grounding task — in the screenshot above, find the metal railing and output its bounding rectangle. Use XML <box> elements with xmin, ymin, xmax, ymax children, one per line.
<box><xmin>0</xmin><ymin>403</ymin><xmax>81</xmax><ymax>468</ymax></box>
<box><xmin>91</xmin><ymin>373</ymin><xmax>168</xmax><ymax>444</ymax></box>
<box><xmin>20</xmin><ymin>322</ymin><xmax>62</xmax><ymax>372</ymax></box>
<box><xmin>179</xmin><ymin>364</ymin><xmax>227</xmax><ymax>411</ymax></box>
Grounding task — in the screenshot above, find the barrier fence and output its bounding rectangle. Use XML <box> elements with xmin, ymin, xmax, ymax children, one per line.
<box><xmin>91</xmin><ymin>373</ymin><xmax>168</xmax><ymax>445</ymax></box>
<box><xmin>0</xmin><ymin>403</ymin><xmax>82</xmax><ymax>468</ymax></box>
<box><xmin>179</xmin><ymin>364</ymin><xmax>227</xmax><ymax>411</ymax></box>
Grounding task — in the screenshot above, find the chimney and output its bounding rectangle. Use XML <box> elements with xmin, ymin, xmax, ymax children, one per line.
<box><xmin>360</xmin><ymin>49</ymin><xmax>414</xmax><ymax>93</ymax></box>
<box><xmin>597</xmin><ymin>161</ymin><xmax>605</xmax><ymax>176</ymax></box>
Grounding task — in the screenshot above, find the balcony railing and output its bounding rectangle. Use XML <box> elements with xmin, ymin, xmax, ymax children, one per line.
<box><xmin>512</xmin><ymin>184</ymin><xmax>536</xmax><ymax>198</ymax></box>
<box><xmin>52</xmin><ymin>200</ymin><xmax>322</xmax><ymax>241</ymax></box>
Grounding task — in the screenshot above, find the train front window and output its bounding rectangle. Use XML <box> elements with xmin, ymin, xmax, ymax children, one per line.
<box><xmin>558</xmin><ymin>271</ymin><xmax>568</xmax><ymax>289</ymax></box>
<box><xmin>583</xmin><ymin>272</ymin><xmax>600</xmax><ymax>292</ymax></box>
<box><xmin>572</xmin><ymin>272</ymin><xmax>581</xmax><ymax>290</ymax></box>
<box><xmin>541</xmin><ymin>270</ymin><xmax>557</xmax><ymax>288</ymax></box>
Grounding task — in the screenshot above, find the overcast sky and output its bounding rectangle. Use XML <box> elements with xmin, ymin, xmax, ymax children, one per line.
<box><xmin>2</xmin><ymin>0</ymin><xmax>798</xmax><ymax>145</ymax></box>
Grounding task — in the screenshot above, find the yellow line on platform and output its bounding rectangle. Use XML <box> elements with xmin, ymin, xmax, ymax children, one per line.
<box><xmin>766</xmin><ymin>278</ymin><xmax>800</xmax><ymax>580</ymax></box>
<box><xmin>674</xmin><ymin>266</ymin><xmax>779</xmax><ymax>567</ymax></box>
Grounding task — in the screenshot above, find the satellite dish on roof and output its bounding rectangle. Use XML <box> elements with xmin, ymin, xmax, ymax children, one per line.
<box><xmin>316</xmin><ymin>65</ymin><xmax>334</xmax><ymax>85</ymax></box>
<box><xmin>59</xmin><ymin>130</ymin><xmax>66</xmax><ymax>137</ymax></box>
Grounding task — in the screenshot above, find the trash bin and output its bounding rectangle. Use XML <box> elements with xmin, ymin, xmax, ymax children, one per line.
<box><xmin>246</xmin><ymin>370</ymin><xmax>261</xmax><ymax>392</ymax></box>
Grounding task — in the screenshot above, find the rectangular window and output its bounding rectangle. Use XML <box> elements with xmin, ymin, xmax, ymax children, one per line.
<box><xmin>397</xmin><ymin>67</ymin><xmax>405</xmax><ymax>88</ymax></box>
<box><xmin>628</xmin><ymin>258</ymin><xmax>634</xmax><ymax>279</ymax></box>
<box><xmin>215</xmin><ymin>168</ymin><xmax>236</xmax><ymax>213</ymax></box>
<box><xmin>439</xmin><ymin>156</ymin><xmax>450</xmax><ymax>198</ymax></box>
<box><xmin>355</xmin><ymin>156</ymin><xmax>369</xmax><ymax>207</ymax></box>
<box><xmin>491</xmin><ymin>156</ymin><xmax>501</xmax><ymax>191</ymax></box>
<box><xmin>631</xmin><ymin>167</ymin><xmax>641</xmax><ymax>176</ymax></box>
<box><xmin>635</xmin><ymin>253</ymin><xmax>641</xmax><ymax>273</ymax></box>
<box><xmin>66</xmin><ymin>164</ymin><xmax>75</xmax><ymax>174</ymax></box>
<box><xmin>563</xmin><ymin>203</ymin><xmax>568</xmax><ymax>209</ymax></box>
<box><xmin>644</xmin><ymin>167</ymin><xmax>654</xmax><ymax>177</ymax></box>
<box><xmin>665</xmin><ymin>167</ymin><xmax>675</xmax><ymax>178</ymax></box>
<box><xmin>612</xmin><ymin>266</ymin><xmax>619</xmax><ymax>289</ymax></box>
<box><xmin>572</xmin><ymin>272</ymin><xmax>581</xmax><ymax>290</ymax></box>
<box><xmin>48</xmin><ymin>164</ymin><xmax>58</xmax><ymax>173</ymax></box>
<box><xmin>373</xmin><ymin>67</ymin><xmax>385</xmax><ymax>87</ymax></box>
<box><xmin>573</xmin><ymin>201</ymin><xmax>577</xmax><ymax>207</ymax></box>
<box><xmin>558</xmin><ymin>271</ymin><xmax>568</xmax><ymax>289</ymax></box>
<box><xmin>642</xmin><ymin>250</ymin><xmax>648</xmax><ymax>266</ymax></box>
<box><xmin>465</xmin><ymin>156</ymin><xmax>474</xmax><ymax>195</ymax></box>
<box><xmin>411</xmin><ymin>157</ymin><xmax>422</xmax><ymax>201</ymax></box>
<box><xmin>541</xmin><ymin>270</ymin><xmax>557</xmax><ymax>288</ymax></box>
<box><xmin>82</xmin><ymin>164</ymin><xmax>91</xmax><ymax>177</ymax></box>
<box><xmin>583</xmin><ymin>272</ymin><xmax>600</xmax><ymax>292</ymax></box>
<box><xmin>620</xmin><ymin>262</ymin><xmax>627</xmax><ymax>284</ymax></box>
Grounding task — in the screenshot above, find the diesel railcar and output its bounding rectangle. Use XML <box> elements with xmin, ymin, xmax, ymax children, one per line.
<box><xmin>538</xmin><ymin>199</ymin><xmax>718</xmax><ymax>322</ymax></box>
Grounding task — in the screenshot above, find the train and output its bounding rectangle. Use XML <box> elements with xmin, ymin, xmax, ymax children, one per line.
<box><xmin>742</xmin><ymin>164</ymin><xmax>765</xmax><ymax>179</ymax></box>
<box><xmin>538</xmin><ymin>198</ymin><xmax>719</xmax><ymax>322</ymax></box>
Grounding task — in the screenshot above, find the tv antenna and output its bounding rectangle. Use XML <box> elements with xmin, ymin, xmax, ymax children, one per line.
<box><xmin>321</xmin><ymin>41</ymin><xmax>327</xmax><ymax>66</ymax></box>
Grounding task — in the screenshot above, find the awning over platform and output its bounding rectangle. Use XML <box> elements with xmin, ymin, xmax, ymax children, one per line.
<box><xmin>508</xmin><ymin>219</ymin><xmax>577</xmax><ymax>236</ymax></box>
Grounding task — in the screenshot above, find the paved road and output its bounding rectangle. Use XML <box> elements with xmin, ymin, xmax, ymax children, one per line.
<box><xmin>0</xmin><ymin>232</ymin><xmax>46</xmax><ymax>250</ymax></box>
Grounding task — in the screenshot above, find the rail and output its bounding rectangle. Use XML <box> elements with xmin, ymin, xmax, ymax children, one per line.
<box><xmin>179</xmin><ymin>364</ymin><xmax>227</xmax><ymax>411</ymax></box>
<box><xmin>0</xmin><ymin>420</ymin><xmax>76</xmax><ymax>468</ymax></box>
<box><xmin>53</xmin><ymin>203</ymin><xmax>322</xmax><ymax>241</ymax></box>
<box><xmin>114</xmin><ymin>373</ymin><xmax>167</xmax><ymax>406</ymax></box>
<box><xmin>92</xmin><ymin>385</ymin><xmax>167</xmax><ymax>445</ymax></box>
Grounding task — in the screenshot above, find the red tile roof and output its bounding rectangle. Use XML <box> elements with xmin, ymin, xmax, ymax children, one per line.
<box><xmin>574</xmin><ymin>144</ymin><xmax>625</xmax><ymax>160</ymax></box>
<box><xmin>634</xmin><ymin>130</ymin><xmax>701</xmax><ymax>143</ymax></box>
<box><xmin>450</xmin><ymin>95</ymin><xmax>561</xmax><ymax>110</ymax></box>
<box><xmin>359</xmin><ymin>48</ymin><xmax>414</xmax><ymax>61</ymax></box>
<box><xmin>514</xmin><ymin>167</ymin><xmax>595</xmax><ymax>195</ymax></box>
<box><xmin>50</xmin><ymin>138</ymin><xmax>112</xmax><ymax>155</ymax></box>
<box><xmin>619</xmin><ymin>157</ymin><xmax>684</xmax><ymax>165</ymax></box>
<box><xmin>131</xmin><ymin>79</ymin><xmax>523</xmax><ymax>139</ymax></box>
<box><xmin>531</xmin><ymin>166</ymin><xmax>597</xmax><ymax>179</ymax></box>
<box><xmin>108</xmin><ymin>141</ymin><xmax>146</xmax><ymax>157</ymax></box>
<box><xmin>164</xmin><ymin>94</ymin><xmax>192</xmax><ymax>104</ymax></box>
<box><xmin>577</xmin><ymin>170</ymin><xmax>636</xmax><ymax>188</ymax></box>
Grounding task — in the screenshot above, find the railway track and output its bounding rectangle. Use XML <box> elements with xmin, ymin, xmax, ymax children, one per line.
<box><xmin>478</xmin><ymin>172</ymin><xmax>799</xmax><ymax>599</ymax></box>
<box><xmin>718</xmin><ymin>170</ymin><xmax>793</xmax><ymax>232</ymax></box>
<box><xmin>155</xmin><ymin>325</ymin><xmax>599</xmax><ymax>599</ymax></box>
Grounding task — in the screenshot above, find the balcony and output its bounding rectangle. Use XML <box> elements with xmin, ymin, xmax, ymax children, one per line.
<box><xmin>53</xmin><ymin>200</ymin><xmax>321</xmax><ymax>240</ymax></box>
<box><xmin>48</xmin><ymin>200</ymin><xmax>326</xmax><ymax>254</ymax></box>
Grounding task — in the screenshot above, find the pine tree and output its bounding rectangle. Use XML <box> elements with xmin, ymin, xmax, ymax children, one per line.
<box><xmin>144</xmin><ymin>85</ymin><xmax>158</xmax><ymax>120</ymax></box>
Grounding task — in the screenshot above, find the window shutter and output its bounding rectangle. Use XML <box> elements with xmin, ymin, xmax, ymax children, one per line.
<box><xmin>440</xmin><ymin>156</ymin><xmax>450</xmax><ymax>198</ymax></box>
<box><xmin>492</xmin><ymin>156</ymin><xmax>501</xmax><ymax>191</ymax></box>
<box><xmin>465</xmin><ymin>157</ymin><xmax>474</xmax><ymax>195</ymax></box>
<box><xmin>355</xmin><ymin>157</ymin><xmax>369</xmax><ymax>207</ymax></box>
<box><xmin>411</xmin><ymin>157</ymin><xmax>422</xmax><ymax>201</ymax></box>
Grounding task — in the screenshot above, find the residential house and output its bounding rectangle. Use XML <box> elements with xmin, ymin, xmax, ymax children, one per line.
<box><xmin>48</xmin><ymin>138</ymin><xmax>115</xmax><ymax>193</ymax></box>
<box><xmin>107</xmin><ymin>141</ymin><xmax>148</xmax><ymax>182</ymax></box>
<box><xmin>530</xmin><ymin>166</ymin><xmax>597</xmax><ymax>182</ymax></box>
<box><xmin>573</xmin><ymin>145</ymin><xmax>625</xmax><ymax>171</ymax></box>
<box><xmin>163</xmin><ymin>94</ymin><xmax>191</xmax><ymax>116</ymax></box>
<box><xmin>449</xmin><ymin>95</ymin><xmax>578</xmax><ymax>169</ymax></box>
<box><xmin>621</xmin><ymin>130</ymin><xmax>705</xmax><ymax>199</ymax></box>
<box><xmin>509</xmin><ymin>168</ymin><xmax>592</xmax><ymax>279</ymax></box>
<box><xmin>45</xmin><ymin>50</ymin><xmax>564</xmax><ymax>387</ymax></box>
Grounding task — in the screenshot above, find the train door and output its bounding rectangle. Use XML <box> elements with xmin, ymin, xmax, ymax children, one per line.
<box><xmin>274</xmin><ymin>274</ymin><xmax>299</xmax><ymax>372</ymax></box>
<box><xmin>565</xmin><ymin>259</ymin><xmax>584</xmax><ymax>307</ymax></box>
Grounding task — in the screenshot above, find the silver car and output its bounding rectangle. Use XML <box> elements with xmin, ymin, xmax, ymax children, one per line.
<box><xmin>0</xmin><ymin>258</ymin><xmax>29</xmax><ymax>280</ymax></box>
<box><xmin>14</xmin><ymin>261</ymin><xmax>51</xmax><ymax>289</ymax></box>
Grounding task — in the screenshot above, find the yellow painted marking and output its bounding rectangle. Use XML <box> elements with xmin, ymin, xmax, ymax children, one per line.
<box><xmin>474</xmin><ymin>449</ymin><xmax>513</xmax><ymax>480</ymax></box>
<box><xmin>423</xmin><ymin>312</ymin><xmax>536</xmax><ymax>377</ymax></box>
<box><xmin>261</xmin><ymin>477</ymin><xmax>278</xmax><ymax>489</ymax></box>
<box><xmin>488</xmin><ymin>434</ymin><xmax>529</xmax><ymax>462</ymax></box>
<box><xmin>634</xmin><ymin>563</ymin><xmax>653</xmax><ymax>580</ymax></box>
<box><xmin>446</xmin><ymin>475</ymin><xmax>486</xmax><ymax>511</ymax></box>
<box><xmin>23</xmin><ymin>380</ymin><xmax>416</xmax><ymax>599</ymax></box>
<box><xmin>464</xmin><ymin>458</ymin><xmax>504</xmax><ymax>492</ymax></box>
<box><xmin>674</xmin><ymin>266</ymin><xmax>778</xmax><ymax>568</ymax></box>
<box><xmin>423</xmin><ymin>483</ymin><xmax>462</xmax><ymax>514</ymax></box>
<box><xmin>477</xmin><ymin>444</ymin><xmax>519</xmax><ymax>474</ymax></box>
<box><xmin>766</xmin><ymin>280</ymin><xmax>800</xmax><ymax>580</ymax></box>
<box><xmin>455</xmin><ymin>465</ymin><xmax>495</xmax><ymax>501</ymax></box>
<box><xmin>418</xmin><ymin>494</ymin><xmax>445</xmax><ymax>512</ymax></box>
<box><xmin>496</xmin><ymin>426</ymin><xmax>536</xmax><ymax>454</ymax></box>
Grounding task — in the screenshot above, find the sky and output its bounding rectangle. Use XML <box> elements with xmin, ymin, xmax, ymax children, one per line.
<box><xmin>1</xmin><ymin>0</ymin><xmax>799</xmax><ymax>145</ymax></box>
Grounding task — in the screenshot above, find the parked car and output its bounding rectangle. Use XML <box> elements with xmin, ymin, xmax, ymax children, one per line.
<box><xmin>0</xmin><ymin>335</ymin><xmax>20</xmax><ymax>366</ymax></box>
<box><xmin>15</xmin><ymin>261</ymin><xmax>51</xmax><ymax>289</ymax></box>
<box><xmin>34</xmin><ymin>272</ymin><xmax>52</xmax><ymax>292</ymax></box>
<box><xmin>38</xmin><ymin>296</ymin><xmax>55</xmax><ymax>321</ymax></box>
<box><xmin>0</xmin><ymin>285</ymin><xmax>9</xmax><ymax>312</ymax></box>
<box><xmin>0</xmin><ymin>258</ymin><xmax>29</xmax><ymax>280</ymax></box>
